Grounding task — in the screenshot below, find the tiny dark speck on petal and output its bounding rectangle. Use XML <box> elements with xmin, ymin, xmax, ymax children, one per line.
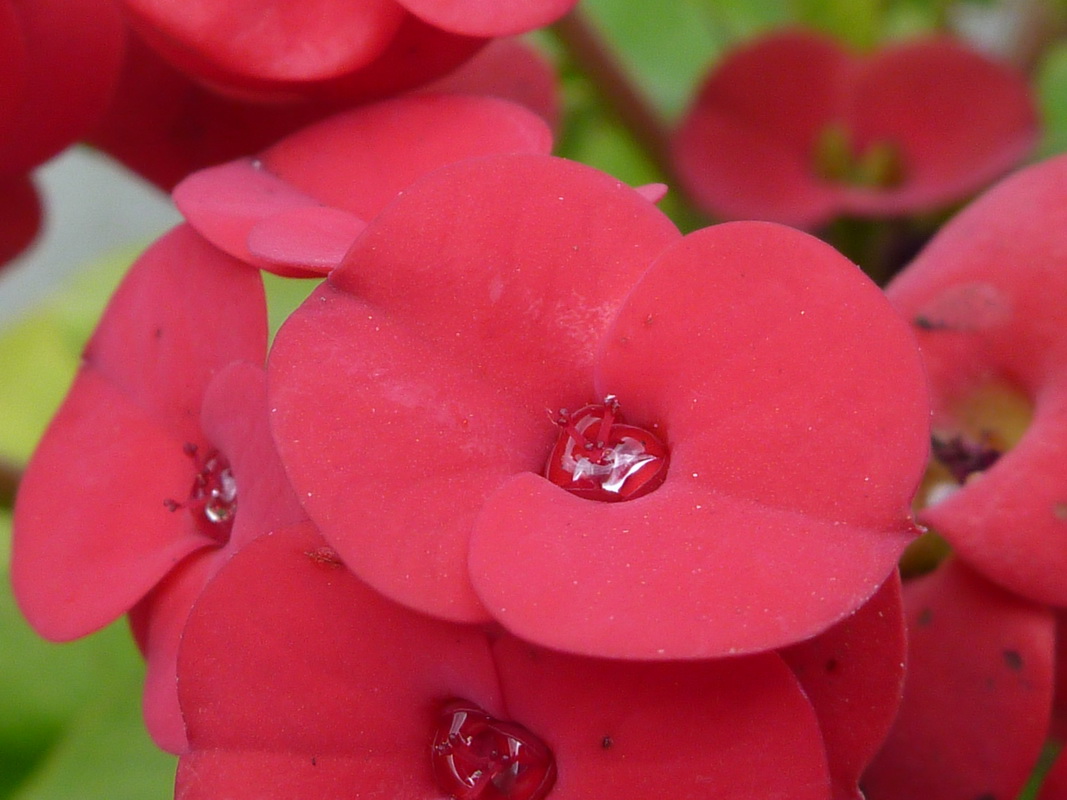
<box><xmin>601</xmin><ymin>736</ymin><xmax>613</xmax><ymax>749</ymax></box>
<box><xmin>154</xmin><ymin>327</ymin><xmax>163</xmax><ymax>339</ymax></box>
<box><xmin>824</xmin><ymin>658</ymin><xmax>839</xmax><ymax>674</ymax></box>
<box><xmin>311</xmin><ymin>757</ymin><xmax>317</xmax><ymax>767</ymax></box>
<box><xmin>1003</xmin><ymin>650</ymin><xmax>1023</xmax><ymax>671</ymax></box>
<box><xmin>974</xmin><ymin>793</ymin><xmax>996</xmax><ymax>800</ymax></box>
<box><xmin>916</xmin><ymin>608</ymin><xmax>933</xmax><ymax>627</ymax></box>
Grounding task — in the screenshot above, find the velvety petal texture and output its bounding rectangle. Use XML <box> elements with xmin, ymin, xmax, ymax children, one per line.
<box><xmin>174</xmin><ymin>94</ymin><xmax>553</xmax><ymax>276</ymax></box>
<box><xmin>268</xmin><ymin>154</ymin><xmax>682</xmax><ymax>623</ymax></box>
<box><xmin>471</xmin><ymin>221</ymin><xmax>928</xmax><ymax>658</ymax></box>
<box><xmin>176</xmin><ymin>523</ymin><xmax>834</xmax><ymax>799</ymax></box>
<box><xmin>887</xmin><ymin>154</ymin><xmax>1067</xmax><ymax>605</ymax></box>
<box><xmin>781</xmin><ymin>573</ymin><xmax>906</xmax><ymax>800</ymax></box>
<box><xmin>673</xmin><ymin>30</ymin><xmax>1037</xmax><ymax>229</ymax></box>
<box><xmin>12</xmin><ymin>225</ymin><xmax>267</xmax><ymax>642</ymax></box>
<box><xmin>0</xmin><ymin>0</ymin><xmax>124</xmax><ymax>174</ymax></box>
<box><xmin>862</xmin><ymin>559</ymin><xmax>1054</xmax><ymax>800</ymax></box>
<box><xmin>270</xmin><ymin>153</ymin><xmax>929</xmax><ymax>660</ymax></box>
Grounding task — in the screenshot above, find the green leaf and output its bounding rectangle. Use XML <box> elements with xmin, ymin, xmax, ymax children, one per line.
<box><xmin>793</xmin><ymin>0</ymin><xmax>886</xmax><ymax>50</ymax></box>
<box><xmin>1037</xmin><ymin>41</ymin><xmax>1067</xmax><ymax>157</ymax></box>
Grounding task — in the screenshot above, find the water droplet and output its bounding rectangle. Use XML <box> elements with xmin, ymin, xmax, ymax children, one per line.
<box><xmin>169</xmin><ymin>445</ymin><xmax>238</xmax><ymax>543</ymax></box>
<box><xmin>545</xmin><ymin>399</ymin><xmax>668</xmax><ymax>502</ymax></box>
<box><xmin>431</xmin><ymin>700</ymin><xmax>556</xmax><ymax>800</ymax></box>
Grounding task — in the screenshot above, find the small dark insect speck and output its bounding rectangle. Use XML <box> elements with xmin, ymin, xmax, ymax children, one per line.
<box><xmin>311</xmin><ymin>756</ymin><xmax>317</xmax><ymax>767</ymax></box>
<box><xmin>916</xmin><ymin>608</ymin><xmax>933</xmax><ymax>627</ymax></box>
<box><xmin>601</xmin><ymin>736</ymin><xmax>613</xmax><ymax>749</ymax></box>
<box><xmin>1002</xmin><ymin>650</ymin><xmax>1024</xmax><ymax>671</ymax></box>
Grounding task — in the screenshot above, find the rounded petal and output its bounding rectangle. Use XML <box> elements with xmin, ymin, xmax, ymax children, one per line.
<box><xmin>396</xmin><ymin>0</ymin><xmax>577</xmax><ymax>37</ymax></box>
<box><xmin>268</xmin><ymin>154</ymin><xmax>680</xmax><ymax>623</ymax></box>
<box><xmin>843</xmin><ymin>38</ymin><xmax>1037</xmax><ymax>216</ymax></box>
<box><xmin>672</xmin><ymin>31</ymin><xmax>848</xmax><ymax>228</ymax></box>
<box><xmin>861</xmin><ymin>559</ymin><xmax>1054</xmax><ymax>800</ymax></box>
<box><xmin>173</xmin><ymin>158</ymin><xmax>366</xmax><ymax>277</ymax></box>
<box><xmin>422</xmin><ymin>37</ymin><xmax>560</xmax><ymax>129</ymax></box>
<box><xmin>888</xmin><ymin>155</ymin><xmax>1067</xmax><ymax>604</ymax></box>
<box><xmin>82</xmin><ymin>224</ymin><xmax>268</xmax><ymax>441</ymax></box>
<box><xmin>175</xmin><ymin>523</ymin><xmax>501</xmax><ymax>799</ymax></box>
<box><xmin>123</xmin><ymin>0</ymin><xmax>405</xmax><ymax>87</ymax></box>
<box><xmin>12</xmin><ymin>371</ymin><xmax>212</xmax><ymax>640</ymax></box>
<box><xmin>0</xmin><ymin>0</ymin><xmax>124</xmax><ymax>171</ymax></box>
<box><xmin>781</xmin><ymin>573</ymin><xmax>906</xmax><ymax>800</ymax></box>
<box><xmin>472</xmin><ymin>221</ymin><xmax>928</xmax><ymax>657</ymax></box>
<box><xmin>11</xmin><ymin>225</ymin><xmax>267</xmax><ymax>641</ymax></box>
<box><xmin>494</xmin><ymin>637</ymin><xmax>831</xmax><ymax>800</ymax></box>
<box><xmin>260</xmin><ymin>94</ymin><xmax>554</xmax><ymax>218</ymax></box>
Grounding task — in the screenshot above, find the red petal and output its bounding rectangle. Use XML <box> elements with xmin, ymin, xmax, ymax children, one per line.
<box><xmin>396</xmin><ymin>0</ymin><xmax>577</xmax><ymax>36</ymax></box>
<box><xmin>889</xmin><ymin>155</ymin><xmax>1067</xmax><ymax>604</ymax></box>
<box><xmin>200</xmin><ymin>361</ymin><xmax>306</xmax><ymax>550</ymax></box>
<box><xmin>12</xmin><ymin>371</ymin><xmax>211</xmax><ymax>640</ymax></box>
<box><xmin>123</xmin><ymin>0</ymin><xmax>405</xmax><ymax>88</ymax></box>
<box><xmin>494</xmin><ymin>637</ymin><xmax>831</xmax><ymax>800</ymax></box>
<box><xmin>173</xmin><ymin>158</ymin><xmax>365</xmax><ymax>277</ymax></box>
<box><xmin>260</xmin><ymin>94</ymin><xmax>553</xmax><ymax>218</ymax></box>
<box><xmin>422</xmin><ymin>37</ymin><xmax>560</xmax><ymax>129</ymax></box>
<box><xmin>843</xmin><ymin>38</ymin><xmax>1037</xmax><ymax>216</ymax></box>
<box><xmin>672</xmin><ymin>31</ymin><xmax>847</xmax><ymax>228</ymax></box>
<box><xmin>781</xmin><ymin>573</ymin><xmax>906</xmax><ymax>800</ymax></box>
<box><xmin>1039</xmin><ymin>750</ymin><xmax>1067</xmax><ymax>800</ymax></box>
<box><xmin>0</xmin><ymin>173</ymin><xmax>41</xmax><ymax>266</ymax></box>
<box><xmin>471</xmin><ymin>221</ymin><xmax>928</xmax><ymax>657</ymax></box>
<box><xmin>862</xmin><ymin>559</ymin><xmax>1054</xmax><ymax>800</ymax></box>
<box><xmin>0</xmin><ymin>0</ymin><xmax>124</xmax><ymax>172</ymax></box>
<box><xmin>267</xmin><ymin>155</ymin><xmax>680</xmax><ymax>623</ymax></box>
<box><xmin>176</xmin><ymin>523</ymin><xmax>501</xmax><ymax>797</ymax></box>
<box><xmin>82</xmin><ymin>224</ymin><xmax>267</xmax><ymax>442</ymax></box>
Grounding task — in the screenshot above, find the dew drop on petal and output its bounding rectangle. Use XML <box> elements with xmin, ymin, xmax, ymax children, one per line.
<box><xmin>165</xmin><ymin>445</ymin><xmax>238</xmax><ymax>543</ymax></box>
<box><xmin>545</xmin><ymin>398</ymin><xmax>668</xmax><ymax>502</ymax></box>
<box><xmin>431</xmin><ymin>700</ymin><xmax>557</xmax><ymax>800</ymax></box>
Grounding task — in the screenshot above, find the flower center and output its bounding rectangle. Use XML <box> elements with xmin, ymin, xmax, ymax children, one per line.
<box><xmin>544</xmin><ymin>396</ymin><xmax>669</xmax><ymax>502</ymax></box>
<box><xmin>813</xmin><ymin>122</ymin><xmax>904</xmax><ymax>189</ymax></box>
<box><xmin>431</xmin><ymin>700</ymin><xmax>557</xmax><ymax>800</ymax></box>
<box><xmin>164</xmin><ymin>443</ymin><xmax>237</xmax><ymax>543</ymax></box>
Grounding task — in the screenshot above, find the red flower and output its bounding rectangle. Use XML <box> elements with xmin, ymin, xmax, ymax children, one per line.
<box><xmin>672</xmin><ymin>30</ymin><xmax>1037</xmax><ymax>230</ymax></box>
<box><xmin>11</xmin><ymin>225</ymin><xmax>305</xmax><ymax>751</ymax></box>
<box><xmin>886</xmin><ymin>155</ymin><xmax>1067</xmax><ymax>606</ymax></box>
<box><xmin>267</xmin><ymin>152</ymin><xmax>930</xmax><ymax>659</ymax></box>
<box><xmin>173</xmin><ymin>523</ymin><xmax>906</xmax><ymax>799</ymax></box>
<box><xmin>0</xmin><ymin>0</ymin><xmax>124</xmax><ymax>263</ymax></box>
<box><xmin>171</xmin><ymin>94</ymin><xmax>553</xmax><ymax>277</ymax></box>
<box><xmin>118</xmin><ymin>0</ymin><xmax>574</xmax><ymax>103</ymax></box>
<box><xmin>89</xmin><ymin>36</ymin><xmax>558</xmax><ymax>192</ymax></box>
<box><xmin>862</xmin><ymin>558</ymin><xmax>1055</xmax><ymax>800</ymax></box>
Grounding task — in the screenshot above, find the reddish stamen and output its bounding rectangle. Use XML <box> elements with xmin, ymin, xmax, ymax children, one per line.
<box><xmin>164</xmin><ymin>444</ymin><xmax>237</xmax><ymax>543</ymax></box>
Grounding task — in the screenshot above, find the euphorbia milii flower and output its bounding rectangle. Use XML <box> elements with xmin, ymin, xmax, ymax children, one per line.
<box><xmin>886</xmin><ymin>154</ymin><xmax>1067</xmax><ymax>606</ymax></box>
<box><xmin>175</xmin><ymin>523</ymin><xmax>908</xmax><ymax>799</ymax></box>
<box><xmin>268</xmin><ymin>153</ymin><xmax>930</xmax><ymax>660</ymax></box>
<box><xmin>862</xmin><ymin>558</ymin><xmax>1054</xmax><ymax>800</ymax></box>
<box><xmin>11</xmin><ymin>225</ymin><xmax>305</xmax><ymax>751</ymax></box>
<box><xmin>672</xmin><ymin>30</ymin><xmax>1037</xmax><ymax>230</ymax></box>
<box><xmin>172</xmin><ymin>93</ymin><xmax>553</xmax><ymax>277</ymax></box>
<box><xmin>119</xmin><ymin>0</ymin><xmax>575</xmax><ymax>103</ymax></box>
<box><xmin>0</xmin><ymin>0</ymin><xmax>124</xmax><ymax>263</ymax></box>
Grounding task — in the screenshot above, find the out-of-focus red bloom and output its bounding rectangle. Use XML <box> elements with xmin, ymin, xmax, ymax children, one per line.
<box><xmin>118</xmin><ymin>0</ymin><xmax>574</xmax><ymax>104</ymax></box>
<box><xmin>11</xmin><ymin>225</ymin><xmax>305</xmax><ymax>752</ymax></box>
<box><xmin>171</xmin><ymin>94</ymin><xmax>553</xmax><ymax>276</ymax></box>
<box><xmin>672</xmin><ymin>30</ymin><xmax>1037</xmax><ymax>230</ymax></box>
<box><xmin>174</xmin><ymin>523</ymin><xmax>907</xmax><ymax>799</ymax></box>
<box><xmin>862</xmin><ymin>558</ymin><xmax>1055</xmax><ymax>800</ymax></box>
<box><xmin>90</xmin><ymin>35</ymin><xmax>558</xmax><ymax>191</ymax></box>
<box><xmin>0</xmin><ymin>0</ymin><xmax>124</xmax><ymax>263</ymax></box>
<box><xmin>887</xmin><ymin>155</ymin><xmax>1067</xmax><ymax>606</ymax></box>
<box><xmin>268</xmin><ymin>152</ymin><xmax>930</xmax><ymax>660</ymax></box>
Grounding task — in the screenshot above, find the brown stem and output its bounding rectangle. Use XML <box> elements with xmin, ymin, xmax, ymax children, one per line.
<box><xmin>551</xmin><ymin>9</ymin><xmax>693</xmax><ymax>203</ymax></box>
<box><xmin>0</xmin><ymin>457</ymin><xmax>21</xmax><ymax>509</ymax></box>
